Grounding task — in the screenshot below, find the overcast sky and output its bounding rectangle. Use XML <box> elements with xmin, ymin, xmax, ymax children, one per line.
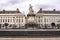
<box><xmin>0</xmin><ymin>0</ymin><xmax>60</xmax><ymax>14</ymax></box>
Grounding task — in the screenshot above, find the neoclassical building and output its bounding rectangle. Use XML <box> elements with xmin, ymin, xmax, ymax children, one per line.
<box><xmin>36</xmin><ymin>8</ymin><xmax>60</xmax><ymax>29</ymax></box>
<box><xmin>0</xmin><ymin>8</ymin><xmax>25</xmax><ymax>29</ymax></box>
<box><xmin>0</xmin><ymin>4</ymin><xmax>60</xmax><ymax>29</ymax></box>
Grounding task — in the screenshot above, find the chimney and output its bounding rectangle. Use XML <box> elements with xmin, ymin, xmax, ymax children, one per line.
<box><xmin>53</xmin><ymin>9</ymin><xmax>56</xmax><ymax>13</ymax></box>
<box><xmin>40</xmin><ymin>8</ymin><xmax>42</xmax><ymax>13</ymax></box>
<box><xmin>3</xmin><ymin>9</ymin><xmax>5</xmax><ymax>13</ymax></box>
<box><xmin>16</xmin><ymin>8</ymin><xmax>20</xmax><ymax>13</ymax></box>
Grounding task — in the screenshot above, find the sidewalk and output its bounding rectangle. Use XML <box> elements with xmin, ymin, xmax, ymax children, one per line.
<box><xmin>0</xmin><ymin>29</ymin><xmax>60</xmax><ymax>31</ymax></box>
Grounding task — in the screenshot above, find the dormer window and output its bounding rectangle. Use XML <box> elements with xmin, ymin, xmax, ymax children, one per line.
<box><xmin>16</xmin><ymin>8</ymin><xmax>20</xmax><ymax>13</ymax></box>
<box><xmin>53</xmin><ymin>9</ymin><xmax>56</xmax><ymax>13</ymax></box>
<box><xmin>3</xmin><ymin>10</ymin><xmax>5</xmax><ymax>13</ymax></box>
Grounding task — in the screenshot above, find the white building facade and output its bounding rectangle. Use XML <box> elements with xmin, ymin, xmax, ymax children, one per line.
<box><xmin>0</xmin><ymin>8</ymin><xmax>25</xmax><ymax>29</ymax></box>
<box><xmin>0</xmin><ymin>4</ymin><xmax>60</xmax><ymax>29</ymax></box>
<box><xmin>36</xmin><ymin>8</ymin><xmax>60</xmax><ymax>29</ymax></box>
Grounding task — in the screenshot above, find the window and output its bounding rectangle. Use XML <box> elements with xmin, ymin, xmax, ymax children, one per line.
<box><xmin>13</xmin><ymin>17</ymin><xmax>15</xmax><ymax>22</ymax></box>
<box><xmin>19</xmin><ymin>16</ymin><xmax>20</xmax><ymax>18</ymax></box>
<box><xmin>13</xmin><ymin>19</ymin><xmax>15</xmax><ymax>22</ymax></box>
<box><xmin>13</xmin><ymin>17</ymin><xmax>15</xmax><ymax>18</ymax></box>
<box><xmin>41</xmin><ymin>19</ymin><xmax>42</xmax><ymax>23</ymax></box>
<box><xmin>16</xmin><ymin>19</ymin><xmax>18</xmax><ymax>22</ymax></box>
<box><xmin>44</xmin><ymin>19</ymin><xmax>46</xmax><ymax>22</ymax></box>
<box><xmin>38</xmin><ymin>20</ymin><xmax>40</xmax><ymax>22</ymax></box>
<box><xmin>16</xmin><ymin>16</ymin><xmax>18</xmax><ymax>18</ymax></box>
<box><xmin>6</xmin><ymin>19</ymin><xmax>7</xmax><ymax>22</ymax></box>
<box><xmin>3</xmin><ymin>19</ymin><xmax>4</xmax><ymax>22</ymax></box>
<box><xmin>1</xmin><ymin>19</ymin><xmax>2</xmax><ymax>22</ymax></box>
<box><xmin>46</xmin><ymin>19</ymin><xmax>48</xmax><ymax>23</ymax></box>
<box><xmin>1</xmin><ymin>17</ymin><xmax>2</xmax><ymax>19</ymax></box>
<box><xmin>19</xmin><ymin>19</ymin><xmax>20</xmax><ymax>23</ymax></box>
<box><xmin>22</xmin><ymin>19</ymin><xmax>23</xmax><ymax>22</ymax></box>
<box><xmin>8</xmin><ymin>19</ymin><xmax>9</xmax><ymax>22</ymax></box>
<box><xmin>5</xmin><ymin>17</ymin><xmax>7</xmax><ymax>22</ymax></box>
<box><xmin>22</xmin><ymin>17</ymin><xmax>23</xmax><ymax>22</ymax></box>
<box><xmin>1</xmin><ymin>17</ymin><xmax>2</xmax><ymax>22</ymax></box>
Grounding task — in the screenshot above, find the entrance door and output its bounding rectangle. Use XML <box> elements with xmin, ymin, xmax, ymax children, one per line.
<box><xmin>4</xmin><ymin>23</ymin><xmax>9</xmax><ymax>29</ymax></box>
<box><xmin>51</xmin><ymin>22</ymin><xmax>55</xmax><ymax>28</ymax></box>
<box><xmin>51</xmin><ymin>23</ymin><xmax>55</xmax><ymax>26</ymax></box>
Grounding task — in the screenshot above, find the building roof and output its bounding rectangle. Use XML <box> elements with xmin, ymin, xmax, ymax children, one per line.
<box><xmin>37</xmin><ymin>11</ymin><xmax>60</xmax><ymax>14</ymax></box>
<box><xmin>0</xmin><ymin>11</ymin><xmax>21</xmax><ymax>13</ymax></box>
<box><xmin>0</xmin><ymin>8</ymin><xmax>21</xmax><ymax>14</ymax></box>
<box><xmin>37</xmin><ymin>8</ymin><xmax>60</xmax><ymax>14</ymax></box>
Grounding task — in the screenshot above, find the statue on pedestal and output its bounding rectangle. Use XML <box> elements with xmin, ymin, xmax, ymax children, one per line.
<box><xmin>29</xmin><ymin>4</ymin><xmax>34</xmax><ymax>14</ymax></box>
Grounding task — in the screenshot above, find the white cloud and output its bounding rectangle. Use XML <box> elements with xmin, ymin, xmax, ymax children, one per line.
<box><xmin>0</xmin><ymin>0</ymin><xmax>60</xmax><ymax>14</ymax></box>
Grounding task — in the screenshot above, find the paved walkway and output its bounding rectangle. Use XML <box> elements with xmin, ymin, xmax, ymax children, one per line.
<box><xmin>0</xmin><ymin>38</ymin><xmax>60</xmax><ymax>40</ymax></box>
<box><xmin>0</xmin><ymin>29</ymin><xmax>60</xmax><ymax>31</ymax></box>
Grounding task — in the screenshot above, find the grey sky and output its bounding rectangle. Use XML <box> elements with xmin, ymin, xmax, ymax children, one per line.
<box><xmin>0</xmin><ymin>0</ymin><xmax>60</xmax><ymax>14</ymax></box>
